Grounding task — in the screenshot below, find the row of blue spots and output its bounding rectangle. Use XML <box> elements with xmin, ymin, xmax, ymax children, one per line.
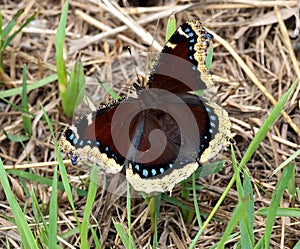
<box><xmin>67</xmin><ymin>131</ymin><xmax>103</xmax><ymax>149</ymax></box>
<box><xmin>65</xmin><ymin>132</ymin><xmax>119</xmax><ymax>165</ymax></box>
<box><xmin>187</xmin><ymin>32</ymin><xmax>197</xmax><ymax>62</ymax></box>
<box><xmin>65</xmin><ymin>132</ymin><xmax>121</xmax><ymax>162</ymax></box>
<box><xmin>101</xmin><ymin>145</ymin><xmax>119</xmax><ymax>162</ymax></box>
<box><xmin>134</xmin><ymin>163</ymin><xmax>174</xmax><ymax>177</ymax></box>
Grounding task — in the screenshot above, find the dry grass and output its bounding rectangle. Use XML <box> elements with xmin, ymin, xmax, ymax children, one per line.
<box><xmin>0</xmin><ymin>0</ymin><xmax>299</xmax><ymax>248</ymax></box>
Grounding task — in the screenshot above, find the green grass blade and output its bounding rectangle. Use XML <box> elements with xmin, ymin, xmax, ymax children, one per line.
<box><xmin>41</xmin><ymin>103</ymin><xmax>80</xmax><ymax>227</ymax></box>
<box><xmin>162</xmin><ymin>194</ymin><xmax>195</xmax><ymax>212</ymax></box>
<box><xmin>64</xmin><ymin>60</ymin><xmax>85</xmax><ymax>117</ymax></box>
<box><xmin>239</xmin><ymin>79</ymin><xmax>298</xmax><ymax>168</ymax></box>
<box><xmin>271</xmin><ymin>148</ymin><xmax>300</xmax><ymax>176</ymax></box>
<box><xmin>263</xmin><ymin>163</ymin><xmax>294</xmax><ymax>248</ymax></box>
<box><xmin>126</xmin><ymin>182</ymin><xmax>136</xmax><ymax>249</ymax></box>
<box><xmin>209</xmin><ymin>233</ymin><xmax>240</xmax><ymax>249</ymax></box>
<box><xmin>196</xmin><ymin>160</ymin><xmax>225</xmax><ymax>178</ymax></box>
<box><xmin>254</xmin><ymin>237</ymin><xmax>264</xmax><ymax>249</ymax></box>
<box><xmin>193</xmin><ymin>173</ymin><xmax>202</xmax><ymax>227</ymax></box>
<box><xmin>30</xmin><ymin>186</ymin><xmax>49</xmax><ymax>246</ymax></box>
<box><xmin>218</xmin><ymin>199</ymin><xmax>248</xmax><ymax>248</ymax></box>
<box><xmin>232</xmin><ymin>145</ymin><xmax>254</xmax><ymax>247</ymax></box>
<box><xmin>7</xmin><ymin>169</ymin><xmax>87</xmax><ymax>197</ymax></box>
<box><xmin>40</xmin><ymin>105</ymin><xmax>61</xmax><ymax>247</ymax></box>
<box><xmin>57</xmin><ymin>150</ymin><xmax>80</xmax><ymax>220</ymax></box>
<box><xmin>287</xmin><ymin>162</ymin><xmax>296</xmax><ymax>203</ymax></box>
<box><xmin>0</xmin><ymin>10</ymin><xmax>3</xmax><ymax>68</ymax></box>
<box><xmin>181</xmin><ymin>180</ymin><xmax>192</xmax><ymax>222</ymax></box>
<box><xmin>97</xmin><ymin>76</ymin><xmax>120</xmax><ymax>100</ymax></box>
<box><xmin>48</xmin><ymin>164</ymin><xmax>58</xmax><ymax>247</ymax></box>
<box><xmin>240</xmin><ymin>172</ymin><xmax>254</xmax><ymax>248</ymax></box>
<box><xmin>0</xmin><ymin>159</ymin><xmax>38</xmax><ymax>249</ymax></box>
<box><xmin>205</xmin><ymin>43</ymin><xmax>213</xmax><ymax>71</ymax></box>
<box><xmin>0</xmin><ymin>73</ymin><xmax>57</xmax><ymax>98</ymax></box>
<box><xmin>55</xmin><ymin>0</ymin><xmax>68</xmax><ymax>107</ymax></box>
<box><xmin>30</xmin><ymin>185</ymin><xmax>49</xmax><ymax>235</ymax></box>
<box><xmin>21</xmin><ymin>64</ymin><xmax>32</xmax><ymax>135</ymax></box>
<box><xmin>80</xmin><ymin>165</ymin><xmax>98</xmax><ymax>249</ymax></box>
<box><xmin>114</xmin><ymin>221</ymin><xmax>130</xmax><ymax>248</ymax></box>
<box><xmin>2</xmin><ymin>12</ymin><xmax>35</xmax><ymax>50</ymax></box>
<box><xmin>232</xmin><ymin>146</ymin><xmax>242</xmax><ymax>201</ymax></box>
<box><xmin>1</xmin><ymin>9</ymin><xmax>24</xmax><ymax>39</ymax></box>
<box><xmin>166</xmin><ymin>15</ymin><xmax>176</xmax><ymax>42</ymax></box>
<box><xmin>3</xmin><ymin>130</ymin><xmax>29</xmax><ymax>142</ymax></box>
<box><xmin>257</xmin><ymin>207</ymin><xmax>300</xmax><ymax>217</ymax></box>
<box><xmin>91</xmin><ymin>226</ymin><xmax>101</xmax><ymax>249</ymax></box>
<box><xmin>152</xmin><ymin>194</ymin><xmax>161</xmax><ymax>249</ymax></box>
<box><xmin>31</xmin><ymin>186</ymin><xmax>42</xmax><ymax>225</ymax></box>
<box><xmin>1</xmin><ymin>97</ymin><xmax>34</xmax><ymax>117</ymax></box>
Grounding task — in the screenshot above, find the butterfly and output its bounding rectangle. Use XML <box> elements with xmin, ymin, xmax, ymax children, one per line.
<box><xmin>59</xmin><ymin>20</ymin><xmax>231</xmax><ymax>194</ymax></box>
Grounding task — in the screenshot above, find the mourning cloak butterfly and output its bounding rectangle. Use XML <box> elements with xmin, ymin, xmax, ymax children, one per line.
<box><xmin>59</xmin><ymin>20</ymin><xmax>231</xmax><ymax>194</ymax></box>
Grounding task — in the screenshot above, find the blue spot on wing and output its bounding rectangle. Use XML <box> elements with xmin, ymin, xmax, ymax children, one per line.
<box><xmin>142</xmin><ymin>169</ymin><xmax>148</xmax><ymax>177</ymax></box>
<box><xmin>210</xmin><ymin>115</ymin><xmax>217</xmax><ymax>121</ymax></box>
<box><xmin>151</xmin><ymin>169</ymin><xmax>156</xmax><ymax>176</ymax></box>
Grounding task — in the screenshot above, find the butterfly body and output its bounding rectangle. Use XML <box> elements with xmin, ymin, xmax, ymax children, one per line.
<box><xmin>59</xmin><ymin>20</ymin><xmax>231</xmax><ymax>194</ymax></box>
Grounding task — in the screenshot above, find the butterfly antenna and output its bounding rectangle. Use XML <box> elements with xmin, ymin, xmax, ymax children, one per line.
<box><xmin>127</xmin><ymin>47</ymin><xmax>142</xmax><ymax>89</ymax></box>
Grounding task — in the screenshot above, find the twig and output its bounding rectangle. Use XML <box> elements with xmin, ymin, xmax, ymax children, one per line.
<box><xmin>4</xmin><ymin>160</ymin><xmax>72</xmax><ymax>170</ymax></box>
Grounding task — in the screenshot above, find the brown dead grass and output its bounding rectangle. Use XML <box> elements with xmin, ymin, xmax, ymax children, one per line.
<box><xmin>0</xmin><ymin>0</ymin><xmax>299</xmax><ymax>248</ymax></box>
